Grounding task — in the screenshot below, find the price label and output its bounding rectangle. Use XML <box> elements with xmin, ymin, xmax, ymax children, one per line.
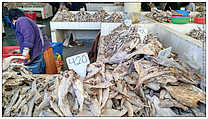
<box><xmin>104</xmin><ymin>15</ymin><xmax>111</xmax><ymax>20</ymax></box>
<box><xmin>158</xmin><ymin>47</ymin><xmax>172</xmax><ymax>58</ymax></box>
<box><xmin>137</xmin><ymin>26</ymin><xmax>148</xmax><ymax>43</ymax></box>
<box><xmin>66</xmin><ymin>52</ymin><xmax>90</xmax><ymax>78</ymax></box>
<box><xmin>124</xmin><ymin>19</ymin><xmax>132</xmax><ymax>26</ymax></box>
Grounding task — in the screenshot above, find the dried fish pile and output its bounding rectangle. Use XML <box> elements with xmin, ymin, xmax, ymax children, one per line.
<box><xmin>186</xmin><ymin>27</ymin><xmax>206</xmax><ymax>41</ymax></box>
<box><xmin>2</xmin><ymin>24</ymin><xmax>206</xmax><ymax>117</ymax></box>
<box><xmin>195</xmin><ymin>3</ymin><xmax>206</xmax><ymax>12</ymax></box>
<box><xmin>74</xmin><ymin>11</ymin><xmax>93</xmax><ymax>22</ymax></box>
<box><xmin>145</xmin><ymin>10</ymin><xmax>172</xmax><ymax>23</ymax></box>
<box><xmin>105</xmin><ymin>13</ymin><xmax>124</xmax><ymax>23</ymax></box>
<box><xmin>96</xmin><ymin>24</ymin><xmax>205</xmax><ymax>116</ymax></box>
<box><xmin>55</xmin><ymin>10</ymin><xmax>75</xmax><ymax>22</ymax></box>
<box><xmin>2</xmin><ymin>61</ymin><xmax>57</xmax><ymax>116</ymax></box>
<box><xmin>92</xmin><ymin>10</ymin><xmax>110</xmax><ymax>22</ymax></box>
<box><xmin>195</xmin><ymin>11</ymin><xmax>206</xmax><ymax>17</ymax></box>
<box><xmin>53</xmin><ymin>10</ymin><xmax>123</xmax><ymax>22</ymax></box>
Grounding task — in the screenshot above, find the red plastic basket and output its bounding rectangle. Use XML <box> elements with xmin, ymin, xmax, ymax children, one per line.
<box><xmin>194</xmin><ymin>17</ymin><xmax>206</xmax><ymax>24</ymax></box>
<box><xmin>2</xmin><ymin>46</ymin><xmax>23</xmax><ymax>62</ymax></box>
<box><xmin>24</xmin><ymin>12</ymin><xmax>37</xmax><ymax>21</ymax></box>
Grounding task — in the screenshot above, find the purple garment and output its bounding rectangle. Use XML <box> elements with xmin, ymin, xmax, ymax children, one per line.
<box><xmin>15</xmin><ymin>17</ymin><xmax>51</xmax><ymax>65</ymax></box>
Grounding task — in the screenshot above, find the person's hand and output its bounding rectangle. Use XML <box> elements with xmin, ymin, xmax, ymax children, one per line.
<box><xmin>22</xmin><ymin>47</ymin><xmax>30</xmax><ymax>61</ymax></box>
<box><xmin>25</xmin><ymin>52</ymin><xmax>30</xmax><ymax>61</ymax></box>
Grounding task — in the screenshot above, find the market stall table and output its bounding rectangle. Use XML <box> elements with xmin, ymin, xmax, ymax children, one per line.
<box><xmin>50</xmin><ymin>11</ymin><xmax>123</xmax><ymax>42</ymax></box>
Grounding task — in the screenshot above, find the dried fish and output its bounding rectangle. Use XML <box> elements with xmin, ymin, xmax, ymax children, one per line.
<box><xmin>159</xmin><ymin>89</ymin><xmax>167</xmax><ymax>100</ymax></box>
<box><xmin>186</xmin><ymin>27</ymin><xmax>205</xmax><ymax>42</ymax></box>
<box><xmin>195</xmin><ymin>3</ymin><xmax>206</xmax><ymax>12</ymax></box>
<box><xmin>127</xmin><ymin>95</ymin><xmax>145</xmax><ymax>108</ymax></box>
<box><xmin>72</xmin><ymin>78</ymin><xmax>84</xmax><ymax>112</ymax></box>
<box><xmin>165</xmin><ymin>84</ymin><xmax>205</xmax><ymax>107</ymax></box>
<box><xmin>105</xmin><ymin>12</ymin><xmax>123</xmax><ymax>22</ymax></box>
<box><xmin>105</xmin><ymin>70</ymin><xmax>114</xmax><ymax>81</ymax></box>
<box><xmin>156</xmin><ymin>75</ymin><xmax>178</xmax><ymax>85</ymax></box>
<box><xmin>77</xmin><ymin>110</ymin><xmax>93</xmax><ymax>116</ymax></box>
<box><xmin>92</xmin><ymin>10</ymin><xmax>109</xmax><ymax>22</ymax></box>
<box><xmin>125</xmin><ymin>44</ymin><xmax>156</xmax><ymax>60</ymax></box>
<box><xmin>89</xmin><ymin>97</ymin><xmax>101</xmax><ymax>116</ymax></box>
<box><xmin>3</xmin><ymin>56</ymin><xmax>25</xmax><ymax>71</ymax></box>
<box><xmin>4</xmin><ymin>89</ymin><xmax>20</xmax><ymax>116</ymax></box>
<box><xmin>33</xmin><ymin>106</ymin><xmax>41</xmax><ymax>116</ymax></box>
<box><xmin>145</xmin><ymin>81</ymin><xmax>161</xmax><ymax>91</ymax></box>
<box><xmin>75</xmin><ymin>11</ymin><xmax>93</xmax><ymax>22</ymax></box>
<box><xmin>101</xmin><ymin>108</ymin><xmax>128</xmax><ymax>116</ymax></box>
<box><xmin>55</xmin><ymin>10</ymin><xmax>75</xmax><ymax>22</ymax></box>
<box><xmin>101</xmin><ymin>88</ymin><xmax>109</xmax><ymax>109</ymax></box>
<box><xmin>57</xmin><ymin>71</ymin><xmax>73</xmax><ymax>116</ymax></box>
<box><xmin>137</xmin><ymin>70</ymin><xmax>170</xmax><ymax>89</ymax></box>
<box><xmin>54</xmin><ymin>10</ymin><xmax>123</xmax><ymax>22</ymax></box>
<box><xmin>109</xmin><ymin>51</ymin><xmax>127</xmax><ymax>64</ymax></box>
<box><xmin>159</xmin><ymin>98</ymin><xmax>188</xmax><ymax>111</ymax></box>
<box><xmin>11</xmin><ymin>94</ymin><xmax>26</xmax><ymax>112</ymax></box>
<box><xmin>58</xmin><ymin>96</ymin><xmax>72</xmax><ymax>116</ymax></box>
<box><xmin>86</xmin><ymin>62</ymin><xmax>102</xmax><ymax>79</ymax></box>
<box><xmin>124</xmin><ymin>100</ymin><xmax>134</xmax><ymax>116</ymax></box>
<box><xmin>146</xmin><ymin>95</ymin><xmax>177</xmax><ymax>116</ymax></box>
<box><xmin>18</xmin><ymin>104</ymin><xmax>29</xmax><ymax>116</ymax></box>
<box><xmin>27</xmin><ymin>92</ymin><xmax>41</xmax><ymax>116</ymax></box>
<box><xmin>39</xmin><ymin>109</ymin><xmax>58</xmax><ymax>116</ymax></box>
<box><xmin>145</xmin><ymin>9</ymin><xmax>172</xmax><ymax>23</ymax></box>
<box><xmin>91</xmin><ymin>82</ymin><xmax>113</xmax><ymax>89</ymax></box>
<box><xmin>38</xmin><ymin>90</ymin><xmax>50</xmax><ymax>110</ymax></box>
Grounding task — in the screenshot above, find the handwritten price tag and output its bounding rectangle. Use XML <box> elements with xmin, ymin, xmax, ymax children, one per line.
<box><xmin>66</xmin><ymin>52</ymin><xmax>90</xmax><ymax>78</ymax></box>
<box><xmin>124</xmin><ymin>19</ymin><xmax>132</xmax><ymax>26</ymax></box>
<box><xmin>158</xmin><ymin>47</ymin><xmax>172</xmax><ymax>58</ymax></box>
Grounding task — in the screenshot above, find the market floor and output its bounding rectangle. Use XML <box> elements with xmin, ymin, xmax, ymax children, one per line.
<box><xmin>3</xmin><ymin>17</ymin><xmax>93</xmax><ymax>71</ymax></box>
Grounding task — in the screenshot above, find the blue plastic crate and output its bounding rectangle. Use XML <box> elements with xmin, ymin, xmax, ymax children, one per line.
<box><xmin>49</xmin><ymin>41</ymin><xmax>63</xmax><ymax>55</ymax></box>
<box><xmin>4</xmin><ymin>16</ymin><xmax>15</xmax><ymax>29</ymax></box>
<box><xmin>173</xmin><ymin>10</ymin><xmax>190</xmax><ymax>17</ymax></box>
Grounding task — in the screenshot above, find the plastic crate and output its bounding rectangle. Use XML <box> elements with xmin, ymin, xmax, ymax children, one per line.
<box><xmin>24</xmin><ymin>12</ymin><xmax>37</xmax><ymax>21</ymax></box>
<box><xmin>194</xmin><ymin>17</ymin><xmax>206</xmax><ymax>24</ymax></box>
<box><xmin>170</xmin><ymin>16</ymin><xmax>190</xmax><ymax>24</ymax></box>
<box><xmin>4</xmin><ymin>16</ymin><xmax>15</xmax><ymax>29</ymax></box>
<box><xmin>49</xmin><ymin>41</ymin><xmax>63</xmax><ymax>55</ymax></box>
<box><xmin>173</xmin><ymin>10</ymin><xmax>190</xmax><ymax>17</ymax></box>
<box><xmin>2</xmin><ymin>46</ymin><xmax>23</xmax><ymax>62</ymax></box>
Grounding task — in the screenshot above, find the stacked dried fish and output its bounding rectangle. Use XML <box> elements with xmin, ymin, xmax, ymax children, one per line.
<box><xmin>186</xmin><ymin>27</ymin><xmax>206</xmax><ymax>41</ymax></box>
<box><xmin>74</xmin><ymin>11</ymin><xmax>93</xmax><ymax>22</ymax></box>
<box><xmin>53</xmin><ymin>10</ymin><xmax>123</xmax><ymax>22</ymax></box>
<box><xmin>195</xmin><ymin>11</ymin><xmax>206</xmax><ymax>17</ymax></box>
<box><xmin>2</xmin><ymin>61</ymin><xmax>57</xmax><ymax>116</ymax></box>
<box><xmin>2</xmin><ymin>58</ymin><xmax>84</xmax><ymax>116</ymax></box>
<box><xmin>92</xmin><ymin>10</ymin><xmax>110</xmax><ymax>22</ymax></box>
<box><xmin>145</xmin><ymin>10</ymin><xmax>172</xmax><ymax>23</ymax></box>
<box><xmin>105</xmin><ymin>12</ymin><xmax>124</xmax><ymax>23</ymax></box>
<box><xmin>195</xmin><ymin>3</ymin><xmax>206</xmax><ymax>12</ymax></box>
<box><xmin>55</xmin><ymin>10</ymin><xmax>75</xmax><ymax>22</ymax></box>
<box><xmin>97</xmin><ymin>24</ymin><xmax>205</xmax><ymax>116</ymax></box>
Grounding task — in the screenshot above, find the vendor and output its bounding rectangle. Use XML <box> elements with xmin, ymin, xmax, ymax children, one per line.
<box><xmin>9</xmin><ymin>8</ymin><xmax>57</xmax><ymax>74</ymax></box>
<box><xmin>58</xmin><ymin>2</ymin><xmax>87</xmax><ymax>11</ymax></box>
<box><xmin>69</xmin><ymin>2</ymin><xmax>87</xmax><ymax>11</ymax></box>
